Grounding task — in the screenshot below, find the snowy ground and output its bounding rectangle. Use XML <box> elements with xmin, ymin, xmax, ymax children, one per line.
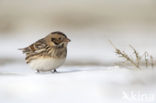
<box><xmin>0</xmin><ymin>31</ymin><xmax>156</xmax><ymax>103</ymax></box>
<box><xmin>0</xmin><ymin>62</ymin><xmax>156</xmax><ymax>103</ymax></box>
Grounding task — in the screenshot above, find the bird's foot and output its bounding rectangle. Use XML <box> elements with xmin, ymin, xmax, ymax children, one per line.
<box><xmin>51</xmin><ymin>69</ymin><xmax>57</xmax><ymax>73</ymax></box>
<box><xmin>35</xmin><ymin>70</ymin><xmax>40</xmax><ymax>73</ymax></box>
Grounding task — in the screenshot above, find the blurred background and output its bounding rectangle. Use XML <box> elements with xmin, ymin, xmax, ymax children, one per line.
<box><xmin>0</xmin><ymin>0</ymin><xmax>156</xmax><ymax>66</ymax></box>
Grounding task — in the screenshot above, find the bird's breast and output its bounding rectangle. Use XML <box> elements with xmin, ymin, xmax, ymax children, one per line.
<box><xmin>28</xmin><ymin>57</ymin><xmax>66</xmax><ymax>71</ymax></box>
<box><xmin>48</xmin><ymin>47</ymin><xmax>67</xmax><ymax>58</ymax></box>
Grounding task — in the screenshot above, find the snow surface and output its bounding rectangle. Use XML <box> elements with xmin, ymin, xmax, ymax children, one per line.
<box><xmin>0</xmin><ymin>63</ymin><xmax>156</xmax><ymax>103</ymax></box>
<box><xmin>0</xmin><ymin>31</ymin><xmax>156</xmax><ymax>103</ymax></box>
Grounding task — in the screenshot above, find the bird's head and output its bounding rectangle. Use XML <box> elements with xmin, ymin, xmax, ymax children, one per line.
<box><xmin>46</xmin><ymin>31</ymin><xmax>71</xmax><ymax>48</ymax></box>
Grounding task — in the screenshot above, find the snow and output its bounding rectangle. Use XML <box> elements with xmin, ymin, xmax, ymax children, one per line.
<box><xmin>0</xmin><ymin>63</ymin><xmax>156</xmax><ymax>103</ymax></box>
<box><xmin>0</xmin><ymin>31</ymin><xmax>156</xmax><ymax>103</ymax></box>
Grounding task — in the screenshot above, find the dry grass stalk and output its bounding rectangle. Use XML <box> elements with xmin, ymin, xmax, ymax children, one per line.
<box><xmin>150</xmin><ymin>56</ymin><xmax>154</xmax><ymax>68</ymax></box>
<box><xmin>129</xmin><ymin>45</ymin><xmax>141</xmax><ymax>67</ymax></box>
<box><xmin>109</xmin><ymin>40</ymin><xmax>155</xmax><ymax>69</ymax></box>
<box><xmin>144</xmin><ymin>52</ymin><xmax>149</xmax><ymax>68</ymax></box>
<box><xmin>109</xmin><ymin>40</ymin><xmax>140</xmax><ymax>68</ymax></box>
<box><xmin>116</xmin><ymin>49</ymin><xmax>140</xmax><ymax>68</ymax></box>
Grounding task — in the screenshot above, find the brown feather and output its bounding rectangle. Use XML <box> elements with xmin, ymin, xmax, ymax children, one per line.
<box><xmin>19</xmin><ymin>32</ymin><xmax>70</xmax><ymax>65</ymax></box>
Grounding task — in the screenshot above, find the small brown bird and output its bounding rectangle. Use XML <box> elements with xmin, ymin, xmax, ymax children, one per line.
<box><xmin>19</xmin><ymin>31</ymin><xmax>71</xmax><ymax>73</ymax></box>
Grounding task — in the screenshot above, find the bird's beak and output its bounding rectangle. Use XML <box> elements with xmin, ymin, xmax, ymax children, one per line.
<box><xmin>64</xmin><ymin>38</ymin><xmax>71</xmax><ymax>42</ymax></box>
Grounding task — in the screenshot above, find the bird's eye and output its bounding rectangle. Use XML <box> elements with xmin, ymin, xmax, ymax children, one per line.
<box><xmin>51</xmin><ymin>38</ymin><xmax>55</xmax><ymax>41</ymax></box>
<box><xmin>58</xmin><ymin>37</ymin><xmax>61</xmax><ymax>40</ymax></box>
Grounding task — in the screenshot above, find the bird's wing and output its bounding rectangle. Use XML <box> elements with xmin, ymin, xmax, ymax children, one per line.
<box><xmin>19</xmin><ymin>38</ymin><xmax>47</xmax><ymax>54</ymax></box>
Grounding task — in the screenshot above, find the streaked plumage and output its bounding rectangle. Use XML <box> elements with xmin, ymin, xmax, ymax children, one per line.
<box><xmin>19</xmin><ymin>31</ymin><xmax>70</xmax><ymax>72</ymax></box>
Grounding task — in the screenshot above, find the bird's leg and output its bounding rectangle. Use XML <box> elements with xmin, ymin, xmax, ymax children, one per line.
<box><xmin>54</xmin><ymin>69</ymin><xmax>57</xmax><ymax>73</ymax></box>
<box><xmin>35</xmin><ymin>70</ymin><xmax>40</xmax><ymax>73</ymax></box>
<box><xmin>51</xmin><ymin>69</ymin><xmax>57</xmax><ymax>73</ymax></box>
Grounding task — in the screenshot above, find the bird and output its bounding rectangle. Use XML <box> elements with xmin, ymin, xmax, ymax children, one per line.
<box><xmin>19</xmin><ymin>31</ymin><xmax>71</xmax><ymax>73</ymax></box>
